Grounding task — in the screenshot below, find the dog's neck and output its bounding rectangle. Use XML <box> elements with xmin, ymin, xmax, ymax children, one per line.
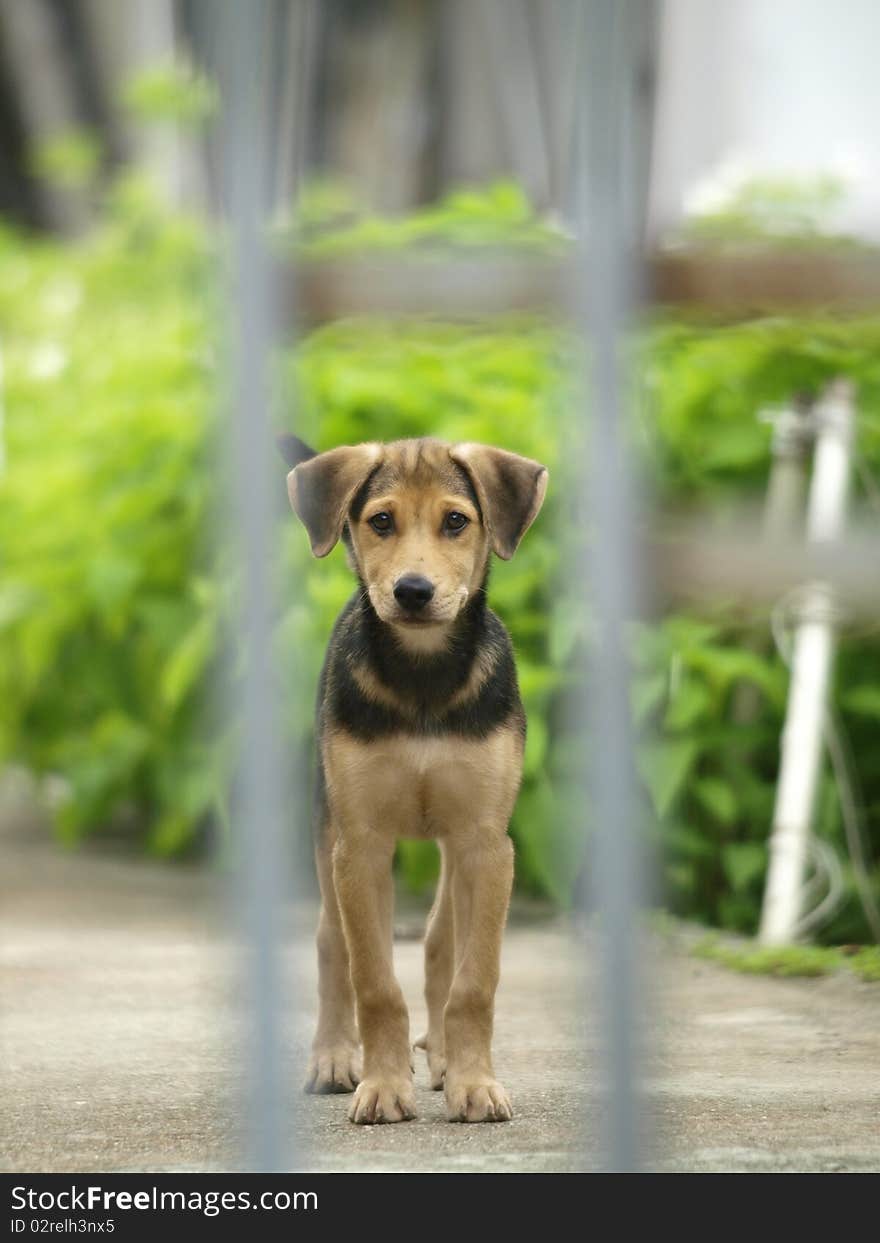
<box><xmin>355</xmin><ymin>578</ymin><xmax>489</xmax><ymax>708</ymax></box>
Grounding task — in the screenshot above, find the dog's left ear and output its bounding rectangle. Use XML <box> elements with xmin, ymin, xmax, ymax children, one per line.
<box><xmin>288</xmin><ymin>442</ymin><xmax>383</xmax><ymax>557</ymax></box>
<box><xmin>450</xmin><ymin>443</ymin><xmax>548</xmax><ymax>560</ymax></box>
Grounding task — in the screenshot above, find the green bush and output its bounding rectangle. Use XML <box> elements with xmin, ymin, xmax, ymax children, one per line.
<box><xmin>0</xmin><ymin>183</ymin><xmax>227</xmax><ymax>853</ymax></box>
<box><xmin>693</xmin><ymin>936</ymin><xmax>880</xmax><ymax>982</ymax></box>
<box><xmin>641</xmin><ymin>318</ymin><xmax>880</xmax><ymax>941</ymax></box>
<box><xmin>1</xmin><ymin>180</ymin><xmax>879</xmax><ymax>940</ymax></box>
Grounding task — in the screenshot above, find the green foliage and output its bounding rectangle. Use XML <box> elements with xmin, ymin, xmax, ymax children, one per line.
<box><xmin>848</xmin><ymin>948</ymin><xmax>880</xmax><ymax>982</ymax></box>
<box><xmin>680</xmin><ymin>171</ymin><xmax>857</xmax><ymax>248</ymax></box>
<box><xmin>1</xmin><ymin>177</ymin><xmax>880</xmax><ymax>941</ymax></box>
<box><xmin>285</xmin><ymin>180</ymin><xmax>567</xmax><ymax>256</ymax></box>
<box><xmin>693</xmin><ymin>936</ymin><xmax>880</xmax><ymax>982</ymax></box>
<box><xmin>693</xmin><ymin>937</ymin><xmax>840</xmax><ymax>978</ymax></box>
<box><xmin>30</xmin><ymin>129</ymin><xmax>102</xmax><ymax>190</ymax></box>
<box><xmin>641</xmin><ymin>318</ymin><xmax>880</xmax><ymax>941</ymax></box>
<box><xmin>0</xmin><ymin>199</ymin><xmax>222</xmax><ymax>855</ymax></box>
<box><xmin>120</xmin><ymin>63</ymin><xmax>218</xmax><ymax>128</ymax></box>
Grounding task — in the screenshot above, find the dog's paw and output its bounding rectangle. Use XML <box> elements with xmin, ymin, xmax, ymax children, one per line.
<box><xmin>414</xmin><ymin>1033</ymin><xmax>446</xmax><ymax>1090</ymax></box>
<box><xmin>304</xmin><ymin>1043</ymin><xmax>361</xmax><ymax>1095</ymax></box>
<box><xmin>348</xmin><ymin>1076</ymin><xmax>416</xmax><ymax>1125</ymax></box>
<box><xmin>445</xmin><ymin>1075</ymin><xmax>512</xmax><ymax>1123</ymax></box>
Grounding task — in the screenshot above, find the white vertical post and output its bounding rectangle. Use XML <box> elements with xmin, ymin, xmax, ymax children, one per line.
<box><xmin>759</xmin><ymin>380</ymin><xmax>855</xmax><ymax>945</ymax></box>
<box><xmin>762</xmin><ymin>401</ymin><xmax>814</xmax><ymax>540</ymax></box>
<box><xmin>732</xmin><ymin>401</ymin><xmax>814</xmax><ymax>726</ymax></box>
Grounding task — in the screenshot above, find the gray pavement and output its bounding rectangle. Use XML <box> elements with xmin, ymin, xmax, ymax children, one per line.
<box><xmin>2</xmin><ymin>807</ymin><xmax>879</xmax><ymax>1173</ymax></box>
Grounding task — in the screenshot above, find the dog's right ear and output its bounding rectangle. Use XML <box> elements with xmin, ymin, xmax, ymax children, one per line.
<box><xmin>287</xmin><ymin>443</ymin><xmax>383</xmax><ymax>557</ymax></box>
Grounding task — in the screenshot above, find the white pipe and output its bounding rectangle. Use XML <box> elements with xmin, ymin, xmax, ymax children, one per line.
<box><xmin>762</xmin><ymin>400</ymin><xmax>814</xmax><ymax>539</ymax></box>
<box><xmin>732</xmin><ymin>402</ymin><xmax>813</xmax><ymax>726</ymax></box>
<box><xmin>759</xmin><ymin>380</ymin><xmax>855</xmax><ymax>944</ymax></box>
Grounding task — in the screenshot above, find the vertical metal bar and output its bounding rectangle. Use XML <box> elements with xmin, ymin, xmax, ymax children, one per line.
<box><xmin>476</xmin><ymin>0</ymin><xmax>552</xmax><ymax>207</ymax></box>
<box><xmin>275</xmin><ymin>0</ymin><xmax>320</xmax><ymax>211</ymax></box>
<box><xmin>577</xmin><ymin>0</ymin><xmax>650</xmax><ymax>1173</ymax></box>
<box><xmin>213</xmin><ymin>0</ymin><xmax>292</xmax><ymax>1172</ymax></box>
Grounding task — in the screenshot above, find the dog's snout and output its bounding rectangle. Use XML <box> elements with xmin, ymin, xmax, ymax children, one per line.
<box><xmin>393</xmin><ymin>574</ymin><xmax>435</xmax><ymax>612</ymax></box>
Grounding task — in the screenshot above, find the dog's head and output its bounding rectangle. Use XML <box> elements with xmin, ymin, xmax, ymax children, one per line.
<box><xmin>281</xmin><ymin>437</ymin><xmax>547</xmax><ymax>648</ymax></box>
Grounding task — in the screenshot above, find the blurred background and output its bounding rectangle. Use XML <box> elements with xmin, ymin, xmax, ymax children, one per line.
<box><xmin>2</xmin><ymin>0</ymin><xmax>880</xmax><ymax>1173</ymax></box>
<box><xmin>2</xmin><ymin>0</ymin><xmax>879</xmax><ymax>941</ymax></box>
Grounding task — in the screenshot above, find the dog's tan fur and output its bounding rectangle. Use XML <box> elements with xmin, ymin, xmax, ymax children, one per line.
<box><xmin>288</xmin><ymin>438</ymin><xmax>547</xmax><ymax>1124</ymax></box>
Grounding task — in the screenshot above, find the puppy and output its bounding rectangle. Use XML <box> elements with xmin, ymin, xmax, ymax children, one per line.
<box><xmin>282</xmin><ymin>436</ymin><xmax>548</xmax><ymax>1124</ymax></box>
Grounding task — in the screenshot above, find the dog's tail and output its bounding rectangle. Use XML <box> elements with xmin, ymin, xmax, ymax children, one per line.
<box><xmin>276</xmin><ymin>434</ymin><xmax>317</xmax><ymax>468</ymax></box>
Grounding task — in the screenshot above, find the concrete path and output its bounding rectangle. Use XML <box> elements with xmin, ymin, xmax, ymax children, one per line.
<box><xmin>2</xmin><ymin>811</ymin><xmax>879</xmax><ymax>1173</ymax></box>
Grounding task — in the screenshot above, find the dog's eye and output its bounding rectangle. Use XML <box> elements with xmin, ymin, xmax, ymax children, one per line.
<box><xmin>444</xmin><ymin>511</ymin><xmax>469</xmax><ymax>534</ymax></box>
<box><xmin>368</xmin><ymin>512</ymin><xmax>394</xmax><ymax>535</ymax></box>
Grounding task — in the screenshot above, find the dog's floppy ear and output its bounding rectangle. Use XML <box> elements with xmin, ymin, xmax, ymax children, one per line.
<box><xmin>450</xmin><ymin>443</ymin><xmax>548</xmax><ymax>560</ymax></box>
<box><xmin>288</xmin><ymin>443</ymin><xmax>383</xmax><ymax>557</ymax></box>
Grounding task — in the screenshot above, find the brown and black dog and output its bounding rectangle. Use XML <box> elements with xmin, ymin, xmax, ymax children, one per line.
<box><xmin>280</xmin><ymin>436</ymin><xmax>548</xmax><ymax>1124</ymax></box>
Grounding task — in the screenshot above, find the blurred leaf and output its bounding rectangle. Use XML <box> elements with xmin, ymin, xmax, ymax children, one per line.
<box><xmin>631</xmin><ymin>672</ymin><xmax>667</xmax><ymax>725</ymax></box>
<box><xmin>841</xmin><ymin>685</ymin><xmax>880</xmax><ymax>719</ymax></box>
<box><xmin>693</xmin><ymin>777</ymin><xmax>738</xmax><ymax>828</ymax></box>
<box><xmin>395</xmin><ymin>840</ymin><xmax>440</xmax><ymax>893</ymax></box>
<box><xmin>150</xmin><ymin>811</ymin><xmax>196</xmax><ymax>856</ymax></box>
<box><xmin>523</xmin><ymin>712</ymin><xmax>548</xmax><ymax>777</ymax></box>
<box><xmin>665</xmin><ymin>822</ymin><xmax>716</xmax><ymax>860</ymax></box>
<box><xmin>31</xmin><ymin>129</ymin><xmax>102</xmax><ymax>189</ymax></box>
<box><xmin>664</xmin><ymin>677</ymin><xmax>711</xmax><ymax>730</ymax></box>
<box><xmin>121</xmin><ymin>63</ymin><xmax>218</xmax><ymax>127</ymax></box>
<box><xmin>160</xmin><ymin>612</ymin><xmax>216</xmax><ymax>713</ymax></box>
<box><xmin>721</xmin><ymin>842</ymin><xmax>767</xmax><ymax>893</ymax></box>
<box><xmin>638</xmin><ymin>739</ymin><xmax>701</xmax><ymax>819</ymax></box>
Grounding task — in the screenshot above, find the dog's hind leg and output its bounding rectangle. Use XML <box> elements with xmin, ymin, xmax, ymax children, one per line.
<box><xmin>415</xmin><ymin>843</ymin><xmax>454</xmax><ymax>1089</ymax></box>
<box><xmin>443</xmin><ymin>833</ymin><xmax>514</xmax><ymax>1122</ymax></box>
<box><xmin>304</xmin><ymin>831</ymin><xmax>361</xmax><ymax>1094</ymax></box>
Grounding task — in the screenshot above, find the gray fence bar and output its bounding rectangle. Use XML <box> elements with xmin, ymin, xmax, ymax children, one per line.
<box><xmin>215</xmin><ymin>0</ymin><xmax>292</xmax><ymax>1173</ymax></box>
<box><xmin>578</xmin><ymin>0</ymin><xmax>652</xmax><ymax>1173</ymax></box>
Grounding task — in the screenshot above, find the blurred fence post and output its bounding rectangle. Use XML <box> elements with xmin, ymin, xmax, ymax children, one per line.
<box><xmin>760</xmin><ymin>380</ymin><xmax>856</xmax><ymax>945</ymax></box>
<box><xmin>577</xmin><ymin>0</ymin><xmax>653</xmax><ymax>1172</ymax></box>
<box><xmin>761</xmin><ymin>400</ymin><xmax>815</xmax><ymax>540</ymax></box>
<box><xmin>732</xmin><ymin>400</ymin><xmax>814</xmax><ymax>726</ymax></box>
<box><xmin>213</xmin><ymin>0</ymin><xmax>293</xmax><ymax>1172</ymax></box>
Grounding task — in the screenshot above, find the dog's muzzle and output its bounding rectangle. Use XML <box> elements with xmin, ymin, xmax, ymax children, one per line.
<box><xmin>393</xmin><ymin>574</ymin><xmax>435</xmax><ymax>613</ymax></box>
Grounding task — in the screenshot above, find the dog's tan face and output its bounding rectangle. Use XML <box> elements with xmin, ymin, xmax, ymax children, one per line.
<box><xmin>288</xmin><ymin>438</ymin><xmax>547</xmax><ymax>649</ymax></box>
<box><xmin>349</xmin><ymin>442</ymin><xmax>488</xmax><ymax>638</ymax></box>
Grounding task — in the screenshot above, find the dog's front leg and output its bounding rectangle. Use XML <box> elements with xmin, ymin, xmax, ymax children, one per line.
<box><xmin>444</xmin><ymin>833</ymin><xmax>514</xmax><ymax>1122</ymax></box>
<box><xmin>333</xmin><ymin>834</ymin><xmax>416</xmax><ymax>1124</ymax></box>
<box><xmin>304</xmin><ymin>835</ymin><xmax>361</xmax><ymax>1094</ymax></box>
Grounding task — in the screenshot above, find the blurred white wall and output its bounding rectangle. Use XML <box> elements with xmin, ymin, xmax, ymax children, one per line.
<box><xmin>650</xmin><ymin>0</ymin><xmax>880</xmax><ymax>241</ymax></box>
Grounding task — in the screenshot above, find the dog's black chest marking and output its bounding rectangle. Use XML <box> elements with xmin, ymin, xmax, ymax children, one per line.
<box><xmin>321</xmin><ymin>591</ymin><xmax>524</xmax><ymax>742</ymax></box>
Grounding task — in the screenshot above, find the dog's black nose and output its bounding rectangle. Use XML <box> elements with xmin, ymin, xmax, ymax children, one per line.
<box><xmin>393</xmin><ymin>574</ymin><xmax>435</xmax><ymax>612</ymax></box>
